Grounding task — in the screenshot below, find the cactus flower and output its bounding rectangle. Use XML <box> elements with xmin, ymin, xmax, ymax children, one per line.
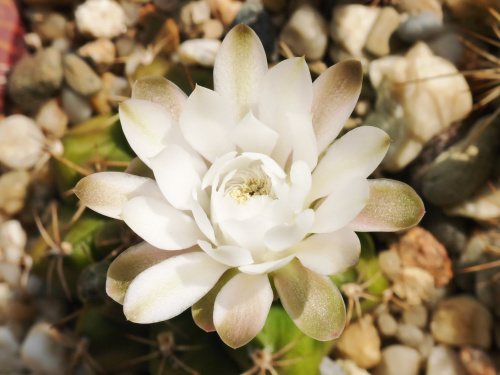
<box><xmin>75</xmin><ymin>25</ymin><xmax>424</xmax><ymax>348</ymax></box>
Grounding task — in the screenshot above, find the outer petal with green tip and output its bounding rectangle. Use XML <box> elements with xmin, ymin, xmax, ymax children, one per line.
<box><xmin>273</xmin><ymin>259</ymin><xmax>346</xmax><ymax>341</ymax></box>
<box><xmin>348</xmin><ymin>179</ymin><xmax>425</xmax><ymax>232</ymax></box>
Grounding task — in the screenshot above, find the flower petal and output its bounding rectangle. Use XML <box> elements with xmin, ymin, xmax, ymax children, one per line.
<box><xmin>292</xmin><ymin>228</ymin><xmax>360</xmax><ymax>275</ymax></box>
<box><xmin>131</xmin><ymin>76</ymin><xmax>187</xmax><ymax>123</ymax></box>
<box><xmin>179</xmin><ymin>85</ymin><xmax>236</xmax><ymax>162</ymax></box>
<box><xmin>119</xmin><ymin>99</ymin><xmax>186</xmax><ymax>166</ymax></box>
<box><xmin>198</xmin><ymin>240</ymin><xmax>253</xmax><ymax>267</ymax></box>
<box><xmin>309</xmin><ymin>126</ymin><xmax>391</xmax><ymax>203</ymax></box>
<box><xmin>312</xmin><ymin>60</ymin><xmax>363</xmax><ymax>153</ymax></box>
<box><xmin>273</xmin><ymin>259</ymin><xmax>346</xmax><ymax>341</ymax></box>
<box><xmin>311</xmin><ymin>177</ymin><xmax>369</xmax><ymax>233</ymax></box>
<box><xmin>191</xmin><ymin>190</ymin><xmax>216</xmax><ymax>244</ymax></box>
<box><xmin>106</xmin><ymin>242</ymin><xmax>193</xmax><ymax>304</ymax></box>
<box><xmin>289</xmin><ymin>112</ymin><xmax>318</xmax><ymax>170</ymax></box>
<box><xmin>214</xmin><ymin>24</ymin><xmax>267</xmax><ymax>121</ymax></box>
<box><xmin>123</xmin><ymin>252</ymin><xmax>229</xmax><ymax>323</ymax></box>
<box><xmin>228</xmin><ymin>111</ymin><xmax>279</xmax><ymax>155</ymax></box>
<box><xmin>74</xmin><ymin>172</ymin><xmax>163</xmax><ymax>220</ymax></box>
<box><xmin>238</xmin><ymin>255</ymin><xmax>295</xmax><ymax>275</ymax></box>
<box><xmin>150</xmin><ymin>144</ymin><xmax>206</xmax><ymax>210</ymax></box>
<box><xmin>289</xmin><ymin>161</ymin><xmax>312</xmax><ymax>214</ymax></box>
<box><xmin>264</xmin><ymin>209</ymin><xmax>315</xmax><ymax>252</ymax></box>
<box><xmin>213</xmin><ymin>273</ymin><xmax>273</xmax><ymax>348</ymax></box>
<box><xmin>348</xmin><ymin>179</ymin><xmax>425</xmax><ymax>232</ymax></box>
<box><xmin>121</xmin><ymin>196</ymin><xmax>203</xmax><ymax>250</ymax></box>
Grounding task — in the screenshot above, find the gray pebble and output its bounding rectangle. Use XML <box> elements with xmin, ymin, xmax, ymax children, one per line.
<box><xmin>63</xmin><ymin>54</ymin><xmax>103</xmax><ymax>97</ymax></box>
<box><xmin>61</xmin><ymin>87</ymin><xmax>93</xmax><ymax>125</ymax></box>
<box><xmin>397</xmin><ymin>11</ymin><xmax>443</xmax><ymax>42</ymax></box>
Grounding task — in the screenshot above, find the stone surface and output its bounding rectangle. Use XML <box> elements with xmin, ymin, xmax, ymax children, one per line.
<box><xmin>321</xmin><ymin>358</ymin><xmax>371</xmax><ymax>375</ymax></box>
<box><xmin>397</xmin><ymin>11</ymin><xmax>442</xmax><ymax>42</ymax></box>
<box><xmin>78</xmin><ymin>38</ymin><xmax>116</xmax><ymax>74</ymax></box>
<box><xmin>180</xmin><ymin>0</ymin><xmax>211</xmax><ymax>38</ymax></box>
<box><xmin>445</xmin><ymin>0</ymin><xmax>500</xmax><ymax>33</ymax></box>
<box><xmin>280</xmin><ymin>5</ymin><xmax>328</xmax><ymax>61</ymax></box>
<box><xmin>402</xmin><ymin>304</ymin><xmax>428</xmax><ymax>328</ymax></box>
<box><xmin>377</xmin><ymin>312</ymin><xmax>398</xmax><ymax>337</ymax></box>
<box><xmin>378</xmin><ymin>249</ymin><xmax>401</xmax><ymax>282</ymax></box>
<box><xmin>0</xmin><ymin>170</ymin><xmax>30</xmax><ymax>215</ymax></box>
<box><xmin>397</xmin><ymin>324</ymin><xmax>425</xmax><ymax>348</ymax></box>
<box><xmin>364</xmin><ymin>7</ymin><xmax>400</xmax><ymax>57</ymax></box>
<box><xmin>31</xmin><ymin>12</ymin><xmax>67</xmax><ymax>42</ymax></box>
<box><xmin>393</xmin><ymin>267</ymin><xmax>435</xmax><ymax>305</ymax></box>
<box><xmin>35</xmin><ymin>99</ymin><xmax>68</xmax><ymax>140</ymax></box>
<box><xmin>422</xmin><ymin>207</ymin><xmax>468</xmax><ymax>256</ymax></box>
<box><xmin>91</xmin><ymin>72</ymin><xmax>130</xmax><ymax>114</ymax></box>
<box><xmin>459</xmin><ymin>346</ymin><xmax>496</xmax><ymax>375</ymax></box>
<box><xmin>336</xmin><ymin>315</ymin><xmax>381</xmax><ymax>369</ymax></box>
<box><xmin>63</xmin><ymin>54</ymin><xmax>103</xmax><ymax>97</ymax></box>
<box><xmin>8</xmin><ymin>48</ymin><xmax>63</xmax><ymax>113</ymax></box>
<box><xmin>430</xmin><ymin>295</ymin><xmax>492</xmax><ymax>349</ymax></box>
<box><xmin>61</xmin><ymin>87</ymin><xmax>93</xmax><ymax>125</ymax></box>
<box><xmin>0</xmin><ymin>326</ymin><xmax>23</xmax><ymax>373</ymax></box>
<box><xmin>202</xmin><ymin>19</ymin><xmax>224</xmax><ymax>39</ymax></box>
<box><xmin>427</xmin><ymin>345</ymin><xmax>467</xmax><ymax>375</ymax></box>
<box><xmin>208</xmin><ymin>0</ymin><xmax>242</xmax><ymax>27</ymax></box>
<box><xmin>373</xmin><ymin>345</ymin><xmax>421</xmax><ymax>375</ymax></box>
<box><xmin>418</xmin><ymin>333</ymin><xmax>435</xmax><ymax>359</ymax></box>
<box><xmin>178</xmin><ymin>38</ymin><xmax>221</xmax><ymax>67</ymax></box>
<box><xmin>75</xmin><ymin>0</ymin><xmax>127</xmax><ymax>39</ymax></box>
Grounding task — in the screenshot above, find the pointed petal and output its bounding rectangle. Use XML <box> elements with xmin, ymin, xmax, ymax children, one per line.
<box><xmin>124</xmin><ymin>252</ymin><xmax>229</xmax><ymax>323</ymax></box>
<box><xmin>74</xmin><ymin>172</ymin><xmax>163</xmax><ymax>220</ymax></box>
<box><xmin>191</xmin><ymin>190</ymin><xmax>216</xmax><ymax>244</ymax></box>
<box><xmin>121</xmin><ymin>196</ymin><xmax>203</xmax><ymax>250</ymax></box>
<box><xmin>349</xmin><ymin>179</ymin><xmax>425</xmax><ymax>232</ymax></box>
<box><xmin>293</xmin><ymin>228</ymin><xmax>360</xmax><ymax>275</ymax></box>
<box><xmin>289</xmin><ymin>112</ymin><xmax>318</xmax><ymax>170</ymax></box>
<box><xmin>264</xmin><ymin>209</ymin><xmax>315</xmax><ymax>252</ymax></box>
<box><xmin>150</xmin><ymin>144</ymin><xmax>206</xmax><ymax>210</ymax></box>
<box><xmin>309</xmin><ymin>126</ymin><xmax>391</xmax><ymax>203</ymax></box>
<box><xmin>198</xmin><ymin>240</ymin><xmax>253</xmax><ymax>267</ymax></box>
<box><xmin>132</xmin><ymin>76</ymin><xmax>187</xmax><ymax>123</ymax></box>
<box><xmin>238</xmin><ymin>255</ymin><xmax>295</xmax><ymax>275</ymax></box>
<box><xmin>228</xmin><ymin>111</ymin><xmax>279</xmax><ymax>155</ymax></box>
<box><xmin>311</xmin><ymin>178</ymin><xmax>369</xmax><ymax>233</ymax></box>
<box><xmin>214</xmin><ymin>273</ymin><xmax>273</xmax><ymax>348</ymax></box>
<box><xmin>192</xmin><ymin>269</ymin><xmax>238</xmax><ymax>332</ymax></box>
<box><xmin>312</xmin><ymin>60</ymin><xmax>363</xmax><ymax>153</ymax></box>
<box><xmin>106</xmin><ymin>242</ymin><xmax>193</xmax><ymax>304</ymax></box>
<box><xmin>214</xmin><ymin>24</ymin><xmax>268</xmax><ymax>121</ymax></box>
<box><xmin>289</xmin><ymin>161</ymin><xmax>312</xmax><ymax>214</ymax></box>
<box><xmin>119</xmin><ymin>99</ymin><xmax>185</xmax><ymax>166</ymax></box>
<box><xmin>179</xmin><ymin>85</ymin><xmax>236</xmax><ymax>162</ymax></box>
<box><xmin>273</xmin><ymin>259</ymin><xmax>346</xmax><ymax>341</ymax></box>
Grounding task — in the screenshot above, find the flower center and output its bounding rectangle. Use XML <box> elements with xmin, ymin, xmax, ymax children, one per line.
<box><xmin>230</xmin><ymin>177</ymin><xmax>270</xmax><ymax>204</ymax></box>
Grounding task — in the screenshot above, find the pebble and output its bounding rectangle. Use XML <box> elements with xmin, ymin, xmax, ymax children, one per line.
<box><xmin>78</xmin><ymin>39</ymin><xmax>116</xmax><ymax>74</ymax></box>
<box><xmin>153</xmin><ymin>0</ymin><xmax>180</xmax><ymax>12</ymax></box>
<box><xmin>119</xmin><ymin>0</ymin><xmax>141</xmax><ymax>27</ymax></box>
<box><xmin>202</xmin><ymin>19</ymin><xmax>224</xmax><ymax>39</ymax></box>
<box><xmin>61</xmin><ymin>87</ymin><xmax>93</xmax><ymax>125</ymax></box>
<box><xmin>91</xmin><ymin>72</ymin><xmax>130</xmax><ymax>114</ymax></box>
<box><xmin>180</xmin><ymin>0</ymin><xmax>211</xmax><ymax>38</ymax></box>
<box><xmin>426</xmin><ymin>31</ymin><xmax>463</xmax><ymax>65</ymax></box>
<box><xmin>31</xmin><ymin>12</ymin><xmax>67</xmax><ymax>43</ymax></box>
<box><xmin>0</xmin><ymin>220</ymin><xmax>27</xmax><ymax>263</ymax></box>
<box><xmin>336</xmin><ymin>315</ymin><xmax>381</xmax><ymax>369</ymax></box>
<box><xmin>403</xmin><ymin>304</ymin><xmax>428</xmax><ymax>328</ymax></box>
<box><xmin>280</xmin><ymin>5</ymin><xmax>328</xmax><ymax>61</ymax></box>
<box><xmin>63</xmin><ymin>54</ymin><xmax>103</xmax><ymax>97</ymax></box>
<box><xmin>320</xmin><ymin>357</ymin><xmax>348</xmax><ymax>375</ymax></box>
<box><xmin>459</xmin><ymin>346</ymin><xmax>496</xmax><ymax>375</ymax></box>
<box><xmin>0</xmin><ymin>326</ymin><xmax>23</xmax><ymax>373</ymax></box>
<box><xmin>231</xmin><ymin>1</ymin><xmax>276</xmax><ymax>56</ymax></box>
<box><xmin>152</xmin><ymin>18</ymin><xmax>181</xmax><ymax>55</ymax></box>
<box><xmin>445</xmin><ymin>181</ymin><xmax>500</xmax><ymax>221</ymax></box>
<box><xmin>0</xmin><ymin>115</ymin><xmax>45</xmax><ymax>170</ymax></box>
<box><xmin>397</xmin><ymin>11</ymin><xmax>443</xmax><ymax>42</ymax></box>
<box><xmin>208</xmin><ymin>0</ymin><xmax>242</xmax><ymax>27</ymax></box>
<box><xmin>396</xmin><ymin>0</ymin><xmax>443</xmax><ymax>19</ymax></box>
<box><xmin>378</xmin><ymin>249</ymin><xmax>401</xmax><ymax>282</ymax></box>
<box><xmin>321</xmin><ymin>358</ymin><xmax>371</xmax><ymax>375</ymax></box>
<box><xmin>430</xmin><ymin>295</ymin><xmax>492</xmax><ymax>349</ymax></box>
<box><xmin>397</xmin><ymin>324</ymin><xmax>425</xmax><ymax>348</ymax></box>
<box><xmin>0</xmin><ymin>170</ymin><xmax>30</xmax><ymax>215</ymax></box>
<box><xmin>8</xmin><ymin>47</ymin><xmax>63</xmax><ymax>113</ymax></box>
<box><xmin>377</xmin><ymin>312</ymin><xmax>398</xmax><ymax>337</ymax></box>
<box><xmin>75</xmin><ymin>0</ymin><xmax>127</xmax><ymax>39</ymax></box>
<box><xmin>21</xmin><ymin>322</ymin><xmax>70</xmax><ymax>375</ymax></box>
<box><xmin>418</xmin><ymin>333</ymin><xmax>435</xmax><ymax>359</ymax></box>
<box><xmin>373</xmin><ymin>345</ymin><xmax>421</xmax><ymax>375</ymax></box>
<box><xmin>178</xmin><ymin>38</ymin><xmax>221</xmax><ymax>67</ymax></box>
<box><xmin>364</xmin><ymin>7</ymin><xmax>400</xmax><ymax>57</ymax></box>
<box><xmin>423</xmin><ymin>207</ymin><xmax>468</xmax><ymax>256</ymax></box>
<box><xmin>393</xmin><ymin>267</ymin><xmax>435</xmax><ymax>305</ymax></box>
<box><xmin>35</xmin><ymin>99</ymin><xmax>68</xmax><ymax>140</ymax></box>
<box><xmin>421</xmin><ymin>116</ymin><xmax>500</xmax><ymax>207</ymax></box>
<box><xmin>427</xmin><ymin>345</ymin><xmax>467</xmax><ymax>375</ymax></box>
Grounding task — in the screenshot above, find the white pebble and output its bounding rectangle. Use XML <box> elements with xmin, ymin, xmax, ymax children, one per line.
<box><xmin>427</xmin><ymin>345</ymin><xmax>467</xmax><ymax>375</ymax></box>
<box><xmin>373</xmin><ymin>345</ymin><xmax>421</xmax><ymax>375</ymax></box>
<box><xmin>403</xmin><ymin>304</ymin><xmax>428</xmax><ymax>328</ymax></box>
<box><xmin>397</xmin><ymin>324</ymin><xmax>425</xmax><ymax>348</ymax></box>
<box><xmin>75</xmin><ymin>0</ymin><xmax>127</xmax><ymax>39</ymax></box>
<box><xmin>179</xmin><ymin>38</ymin><xmax>221</xmax><ymax>67</ymax></box>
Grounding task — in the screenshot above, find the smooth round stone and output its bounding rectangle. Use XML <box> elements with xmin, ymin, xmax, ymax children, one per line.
<box><xmin>378</xmin><ymin>249</ymin><xmax>401</xmax><ymax>281</ymax></box>
<box><xmin>31</xmin><ymin>12</ymin><xmax>67</xmax><ymax>42</ymax></box>
<box><xmin>397</xmin><ymin>11</ymin><xmax>443</xmax><ymax>42</ymax></box>
<box><xmin>402</xmin><ymin>304</ymin><xmax>428</xmax><ymax>328</ymax></box>
<box><xmin>373</xmin><ymin>345</ymin><xmax>421</xmax><ymax>375</ymax></box>
<box><xmin>63</xmin><ymin>54</ymin><xmax>103</xmax><ymax>97</ymax></box>
<box><xmin>430</xmin><ymin>295</ymin><xmax>492</xmax><ymax>349</ymax></box>
<box><xmin>0</xmin><ymin>115</ymin><xmax>44</xmax><ymax>169</ymax></box>
<box><xmin>75</xmin><ymin>0</ymin><xmax>127</xmax><ymax>39</ymax></box>
<box><xmin>35</xmin><ymin>99</ymin><xmax>68</xmax><ymax>140</ymax></box>
<box><xmin>180</xmin><ymin>0</ymin><xmax>211</xmax><ymax>38</ymax></box>
<box><xmin>178</xmin><ymin>38</ymin><xmax>221</xmax><ymax>67</ymax></box>
<box><xmin>418</xmin><ymin>333</ymin><xmax>435</xmax><ymax>359</ymax></box>
<box><xmin>0</xmin><ymin>170</ymin><xmax>30</xmax><ymax>215</ymax></box>
<box><xmin>459</xmin><ymin>346</ymin><xmax>496</xmax><ymax>375</ymax></box>
<box><xmin>364</xmin><ymin>7</ymin><xmax>401</xmax><ymax>57</ymax></box>
<box><xmin>202</xmin><ymin>19</ymin><xmax>224</xmax><ymax>39</ymax></box>
<box><xmin>427</xmin><ymin>345</ymin><xmax>467</xmax><ymax>375</ymax></box>
<box><xmin>61</xmin><ymin>87</ymin><xmax>93</xmax><ymax>125</ymax></box>
<box><xmin>78</xmin><ymin>38</ymin><xmax>116</xmax><ymax>74</ymax></box>
<box><xmin>377</xmin><ymin>312</ymin><xmax>398</xmax><ymax>337</ymax></box>
<box><xmin>397</xmin><ymin>324</ymin><xmax>425</xmax><ymax>348</ymax></box>
<box><xmin>0</xmin><ymin>327</ymin><xmax>23</xmax><ymax>373</ymax></box>
<box><xmin>280</xmin><ymin>5</ymin><xmax>328</xmax><ymax>61</ymax></box>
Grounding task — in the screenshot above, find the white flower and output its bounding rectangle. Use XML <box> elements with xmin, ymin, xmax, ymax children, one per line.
<box><xmin>75</xmin><ymin>25</ymin><xmax>424</xmax><ymax>348</ymax></box>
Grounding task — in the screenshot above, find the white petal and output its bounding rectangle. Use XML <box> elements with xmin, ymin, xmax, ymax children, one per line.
<box><xmin>74</xmin><ymin>172</ymin><xmax>163</xmax><ymax>220</ymax></box>
<box><xmin>150</xmin><ymin>144</ymin><xmax>206</xmax><ymax>210</ymax></box>
<box><xmin>123</xmin><ymin>252</ymin><xmax>229</xmax><ymax>323</ymax></box>
<box><xmin>121</xmin><ymin>196</ymin><xmax>203</xmax><ymax>250</ymax></box>
<box><xmin>309</xmin><ymin>126</ymin><xmax>391</xmax><ymax>203</ymax></box>
<box><xmin>289</xmin><ymin>112</ymin><xmax>318</xmax><ymax>170</ymax></box>
<box><xmin>219</xmin><ymin>217</ymin><xmax>271</xmax><ymax>256</ymax></box>
<box><xmin>312</xmin><ymin>60</ymin><xmax>363</xmax><ymax>153</ymax></box>
<box><xmin>228</xmin><ymin>111</ymin><xmax>279</xmax><ymax>155</ymax></box>
<box><xmin>191</xmin><ymin>191</ymin><xmax>216</xmax><ymax>244</ymax></box>
<box><xmin>201</xmin><ymin>151</ymin><xmax>238</xmax><ymax>190</ymax></box>
<box><xmin>293</xmin><ymin>228</ymin><xmax>360</xmax><ymax>275</ymax></box>
<box><xmin>238</xmin><ymin>255</ymin><xmax>295</xmax><ymax>275</ymax></box>
<box><xmin>214</xmin><ymin>273</ymin><xmax>273</xmax><ymax>348</ymax></box>
<box><xmin>289</xmin><ymin>161</ymin><xmax>312</xmax><ymax>214</ymax></box>
<box><xmin>264</xmin><ymin>209</ymin><xmax>315</xmax><ymax>252</ymax></box>
<box><xmin>311</xmin><ymin>178</ymin><xmax>369</xmax><ymax>233</ymax></box>
<box><xmin>214</xmin><ymin>24</ymin><xmax>268</xmax><ymax>121</ymax></box>
<box><xmin>119</xmin><ymin>99</ymin><xmax>186</xmax><ymax>167</ymax></box>
<box><xmin>198</xmin><ymin>240</ymin><xmax>253</xmax><ymax>267</ymax></box>
<box><xmin>179</xmin><ymin>86</ymin><xmax>236</xmax><ymax>162</ymax></box>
